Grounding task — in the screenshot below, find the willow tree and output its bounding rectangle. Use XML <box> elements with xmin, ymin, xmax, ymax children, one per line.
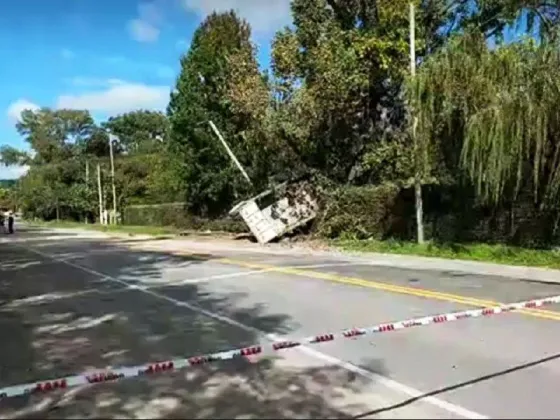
<box><xmin>409</xmin><ymin>32</ymin><xmax>560</xmax><ymax>220</ymax></box>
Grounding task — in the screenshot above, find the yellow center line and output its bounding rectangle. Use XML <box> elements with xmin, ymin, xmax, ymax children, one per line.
<box><xmin>216</xmin><ymin>258</ymin><xmax>560</xmax><ymax>322</ymax></box>
<box><xmin>152</xmin><ymin>247</ymin><xmax>560</xmax><ymax>322</ymax></box>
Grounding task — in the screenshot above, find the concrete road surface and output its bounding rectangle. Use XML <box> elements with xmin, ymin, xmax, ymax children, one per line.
<box><xmin>1</xmin><ymin>226</ymin><xmax>560</xmax><ymax>419</ymax></box>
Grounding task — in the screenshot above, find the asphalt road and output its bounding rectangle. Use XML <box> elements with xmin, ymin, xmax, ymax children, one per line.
<box><xmin>1</xmin><ymin>226</ymin><xmax>560</xmax><ymax>419</ymax></box>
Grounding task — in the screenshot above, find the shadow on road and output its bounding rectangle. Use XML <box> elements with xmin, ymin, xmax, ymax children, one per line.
<box><xmin>352</xmin><ymin>352</ymin><xmax>560</xmax><ymax>419</ymax></box>
<box><xmin>0</xmin><ymin>227</ymin><xmax>387</xmax><ymax>418</ymax></box>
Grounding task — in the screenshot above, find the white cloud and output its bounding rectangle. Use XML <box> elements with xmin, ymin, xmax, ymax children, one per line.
<box><xmin>182</xmin><ymin>0</ymin><xmax>292</xmax><ymax>35</ymax></box>
<box><xmin>6</xmin><ymin>99</ymin><xmax>40</xmax><ymax>123</ymax></box>
<box><xmin>0</xmin><ymin>165</ymin><xmax>29</xmax><ymax>180</ymax></box>
<box><xmin>128</xmin><ymin>2</ymin><xmax>163</xmax><ymax>43</ymax></box>
<box><xmin>128</xmin><ymin>19</ymin><xmax>160</xmax><ymax>42</ymax></box>
<box><xmin>55</xmin><ymin>82</ymin><xmax>169</xmax><ymax>115</ymax></box>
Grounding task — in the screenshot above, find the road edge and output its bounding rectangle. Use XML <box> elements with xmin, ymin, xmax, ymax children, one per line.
<box><xmin>23</xmin><ymin>224</ymin><xmax>560</xmax><ymax>285</ymax></box>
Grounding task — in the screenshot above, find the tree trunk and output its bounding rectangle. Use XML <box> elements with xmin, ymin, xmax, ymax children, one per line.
<box><xmin>415</xmin><ymin>178</ymin><xmax>424</xmax><ymax>244</ymax></box>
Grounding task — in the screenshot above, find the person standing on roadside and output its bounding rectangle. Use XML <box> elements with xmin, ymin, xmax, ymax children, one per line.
<box><xmin>0</xmin><ymin>210</ymin><xmax>5</xmax><ymax>233</ymax></box>
<box><xmin>7</xmin><ymin>210</ymin><xmax>14</xmax><ymax>234</ymax></box>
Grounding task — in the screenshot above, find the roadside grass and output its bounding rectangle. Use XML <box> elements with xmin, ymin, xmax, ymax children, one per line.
<box><xmin>25</xmin><ymin>219</ymin><xmax>560</xmax><ymax>269</ymax></box>
<box><xmin>332</xmin><ymin>238</ymin><xmax>560</xmax><ymax>269</ymax></box>
<box><xmin>25</xmin><ymin>220</ymin><xmax>179</xmax><ymax>237</ymax></box>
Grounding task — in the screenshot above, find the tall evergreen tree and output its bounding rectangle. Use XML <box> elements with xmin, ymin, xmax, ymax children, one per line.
<box><xmin>167</xmin><ymin>11</ymin><xmax>262</xmax><ymax>217</ymax></box>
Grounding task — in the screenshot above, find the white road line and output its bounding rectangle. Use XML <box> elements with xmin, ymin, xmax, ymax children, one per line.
<box><xmin>21</xmin><ymin>244</ymin><xmax>488</xmax><ymax>419</ymax></box>
<box><xmin>57</xmin><ymin>248</ymin><xmax>131</xmax><ymax>261</ymax></box>
<box><xmin>0</xmin><ymin>266</ymin><xmax>359</xmax><ymax>309</ymax></box>
<box><xmin>290</xmin><ymin>343</ymin><xmax>487</xmax><ymax>419</ymax></box>
<box><xmin>0</xmin><ymin>234</ymin><xmax>107</xmax><ymax>244</ymax></box>
<box><xmin>155</xmin><ymin>263</ymin><xmax>377</xmax><ymax>285</ymax></box>
<box><xmin>0</xmin><ymin>257</ymin><xmax>42</xmax><ymax>265</ymax></box>
<box><xmin>2</xmin><ymin>288</ymin><xmax>133</xmax><ymax>308</ymax></box>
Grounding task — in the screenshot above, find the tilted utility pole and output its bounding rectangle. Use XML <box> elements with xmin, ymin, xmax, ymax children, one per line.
<box><xmin>208</xmin><ymin>120</ymin><xmax>253</xmax><ymax>187</ymax></box>
<box><xmin>410</xmin><ymin>2</ymin><xmax>425</xmax><ymax>244</ymax></box>
<box><xmin>197</xmin><ymin>73</ymin><xmax>253</xmax><ymax>187</ymax></box>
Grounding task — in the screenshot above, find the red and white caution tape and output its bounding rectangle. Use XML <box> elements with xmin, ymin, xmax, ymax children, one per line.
<box><xmin>1</xmin><ymin>294</ymin><xmax>559</xmax><ymax>400</ymax></box>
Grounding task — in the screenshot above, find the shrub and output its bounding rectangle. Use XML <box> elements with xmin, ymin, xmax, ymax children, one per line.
<box><xmin>123</xmin><ymin>202</ymin><xmax>247</xmax><ymax>233</ymax></box>
<box><xmin>315</xmin><ymin>183</ymin><xmax>402</xmax><ymax>240</ymax></box>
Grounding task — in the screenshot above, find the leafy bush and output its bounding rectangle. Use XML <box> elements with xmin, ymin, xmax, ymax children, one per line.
<box><xmin>315</xmin><ymin>183</ymin><xmax>402</xmax><ymax>239</ymax></box>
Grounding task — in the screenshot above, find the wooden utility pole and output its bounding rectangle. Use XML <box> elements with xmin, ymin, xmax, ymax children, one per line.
<box><xmin>410</xmin><ymin>2</ymin><xmax>424</xmax><ymax>244</ymax></box>
<box><xmin>96</xmin><ymin>163</ymin><xmax>103</xmax><ymax>225</ymax></box>
<box><xmin>108</xmin><ymin>134</ymin><xmax>118</xmax><ymax>224</ymax></box>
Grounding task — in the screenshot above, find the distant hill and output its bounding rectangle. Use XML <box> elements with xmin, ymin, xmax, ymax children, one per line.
<box><xmin>0</xmin><ymin>179</ymin><xmax>16</xmax><ymax>189</ymax></box>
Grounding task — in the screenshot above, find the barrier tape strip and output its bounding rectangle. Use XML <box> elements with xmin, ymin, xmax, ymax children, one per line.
<box><xmin>1</xmin><ymin>294</ymin><xmax>559</xmax><ymax>400</ymax></box>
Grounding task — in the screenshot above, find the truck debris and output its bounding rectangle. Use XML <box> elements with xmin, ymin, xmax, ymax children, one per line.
<box><xmin>229</xmin><ymin>180</ymin><xmax>319</xmax><ymax>244</ymax></box>
<box><xmin>208</xmin><ymin>120</ymin><xmax>318</xmax><ymax>244</ymax></box>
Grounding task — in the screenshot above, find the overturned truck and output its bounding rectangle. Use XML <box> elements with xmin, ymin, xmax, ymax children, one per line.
<box><xmin>208</xmin><ymin>120</ymin><xmax>319</xmax><ymax>244</ymax></box>
<box><xmin>230</xmin><ymin>180</ymin><xmax>319</xmax><ymax>244</ymax></box>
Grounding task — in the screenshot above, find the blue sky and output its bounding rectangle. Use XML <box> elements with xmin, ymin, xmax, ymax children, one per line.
<box><xmin>0</xmin><ymin>0</ymin><xmax>292</xmax><ymax>178</ymax></box>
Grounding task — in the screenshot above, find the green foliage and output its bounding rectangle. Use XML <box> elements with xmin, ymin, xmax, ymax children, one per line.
<box><xmin>123</xmin><ymin>202</ymin><xmax>247</xmax><ymax>233</ymax></box>
<box><xmin>267</xmin><ymin>0</ymin><xmax>452</xmax><ymax>185</ymax></box>
<box><xmin>0</xmin><ymin>146</ymin><xmax>30</xmax><ymax>166</ymax></box>
<box><xmin>4</xmin><ymin>106</ymin><xmax>185</xmax><ymax>222</ymax></box>
<box><xmin>102</xmin><ymin>110</ymin><xmax>170</xmax><ymax>154</ymax></box>
<box><xmin>16</xmin><ymin>108</ymin><xmax>94</xmax><ymax>164</ymax></box>
<box><xmin>168</xmin><ymin>10</ymin><xmax>264</xmax><ymax>217</ymax></box>
<box><xmin>454</xmin><ymin>0</ymin><xmax>560</xmax><ymax>41</ymax></box>
<box><xmin>316</xmin><ymin>184</ymin><xmax>402</xmax><ymax>239</ymax></box>
<box><xmin>334</xmin><ymin>237</ymin><xmax>560</xmax><ymax>269</ymax></box>
<box><xmin>0</xmin><ymin>179</ymin><xmax>16</xmax><ymax>189</ymax></box>
<box><xmin>410</xmin><ymin>32</ymin><xmax>560</xmax><ymax>209</ymax></box>
<box><xmin>5</xmin><ymin>0</ymin><xmax>560</xmax><ymax>249</ymax></box>
<box><xmin>0</xmin><ymin>187</ymin><xmax>14</xmax><ymax>209</ymax></box>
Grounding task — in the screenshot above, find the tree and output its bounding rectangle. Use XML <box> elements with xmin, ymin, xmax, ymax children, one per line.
<box><xmin>453</xmin><ymin>0</ymin><xmax>560</xmax><ymax>41</ymax></box>
<box><xmin>100</xmin><ymin>110</ymin><xmax>178</xmax><ymax>207</ymax></box>
<box><xmin>0</xmin><ymin>187</ymin><xmax>15</xmax><ymax>209</ymax></box>
<box><xmin>0</xmin><ymin>145</ymin><xmax>30</xmax><ymax>166</ymax></box>
<box><xmin>82</xmin><ymin>128</ymin><xmax>112</xmax><ymax>158</ymax></box>
<box><xmin>7</xmin><ymin>108</ymin><xmax>98</xmax><ymax>220</ymax></box>
<box><xmin>168</xmin><ymin>10</ymin><xmax>262</xmax><ymax>217</ymax></box>
<box><xmin>16</xmin><ymin>108</ymin><xmax>94</xmax><ymax>164</ymax></box>
<box><xmin>102</xmin><ymin>110</ymin><xmax>170</xmax><ymax>154</ymax></box>
<box><xmin>409</xmin><ymin>31</ymin><xmax>560</xmax><ymax>241</ymax></box>
<box><xmin>268</xmin><ymin>0</ymin><xmax>446</xmax><ymax>184</ymax></box>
